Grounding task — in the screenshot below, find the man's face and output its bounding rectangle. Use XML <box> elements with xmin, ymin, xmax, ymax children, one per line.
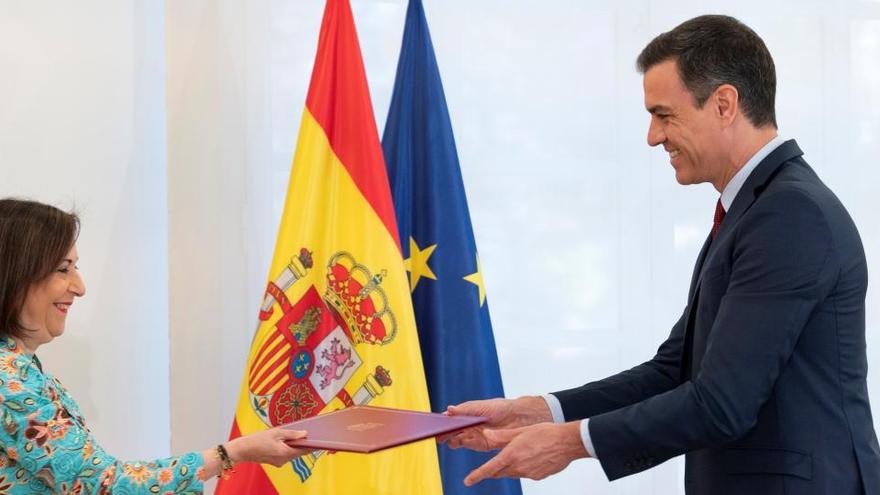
<box><xmin>643</xmin><ymin>60</ymin><xmax>724</xmax><ymax>186</ymax></box>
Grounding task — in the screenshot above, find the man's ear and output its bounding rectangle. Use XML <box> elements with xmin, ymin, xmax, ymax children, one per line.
<box><xmin>713</xmin><ymin>84</ymin><xmax>739</xmax><ymax>127</ymax></box>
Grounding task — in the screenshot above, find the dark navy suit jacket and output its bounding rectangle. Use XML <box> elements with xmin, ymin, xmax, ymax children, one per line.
<box><xmin>553</xmin><ymin>140</ymin><xmax>880</xmax><ymax>494</ymax></box>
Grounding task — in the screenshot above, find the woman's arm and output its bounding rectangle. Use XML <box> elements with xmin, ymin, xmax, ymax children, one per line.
<box><xmin>0</xmin><ymin>369</ymin><xmax>307</xmax><ymax>493</ymax></box>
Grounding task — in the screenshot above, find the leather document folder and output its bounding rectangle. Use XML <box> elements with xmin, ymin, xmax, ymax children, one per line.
<box><xmin>282</xmin><ymin>405</ymin><xmax>487</xmax><ymax>453</ymax></box>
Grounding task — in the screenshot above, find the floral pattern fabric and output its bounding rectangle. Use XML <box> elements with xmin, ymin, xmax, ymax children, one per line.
<box><xmin>0</xmin><ymin>336</ymin><xmax>205</xmax><ymax>494</ymax></box>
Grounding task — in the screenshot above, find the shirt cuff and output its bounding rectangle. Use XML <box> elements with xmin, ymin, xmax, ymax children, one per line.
<box><xmin>542</xmin><ymin>394</ymin><xmax>566</xmax><ymax>423</ymax></box>
<box><xmin>580</xmin><ymin>418</ymin><xmax>597</xmax><ymax>458</ymax></box>
<box><xmin>541</xmin><ymin>394</ymin><xmax>597</xmax><ymax>459</ymax></box>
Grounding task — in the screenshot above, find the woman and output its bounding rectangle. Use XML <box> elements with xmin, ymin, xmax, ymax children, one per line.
<box><xmin>0</xmin><ymin>198</ymin><xmax>308</xmax><ymax>494</ymax></box>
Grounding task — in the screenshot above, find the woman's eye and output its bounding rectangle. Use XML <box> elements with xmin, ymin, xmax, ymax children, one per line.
<box><xmin>57</xmin><ymin>267</ymin><xmax>70</xmax><ymax>274</ymax></box>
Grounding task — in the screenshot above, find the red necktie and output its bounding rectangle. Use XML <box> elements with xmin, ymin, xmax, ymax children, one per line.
<box><xmin>711</xmin><ymin>199</ymin><xmax>726</xmax><ymax>239</ymax></box>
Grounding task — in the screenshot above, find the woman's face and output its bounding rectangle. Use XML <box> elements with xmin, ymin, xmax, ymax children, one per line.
<box><xmin>19</xmin><ymin>244</ymin><xmax>86</xmax><ymax>346</ymax></box>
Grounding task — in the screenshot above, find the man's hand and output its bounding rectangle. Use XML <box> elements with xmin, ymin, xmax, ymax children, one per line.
<box><xmin>463</xmin><ymin>421</ymin><xmax>588</xmax><ymax>486</ymax></box>
<box><xmin>441</xmin><ymin>396</ymin><xmax>553</xmax><ymax>451</ymax></box>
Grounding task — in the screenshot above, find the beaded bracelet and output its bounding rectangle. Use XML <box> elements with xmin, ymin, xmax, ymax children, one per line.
<box><xmin>216</xmin><ymin>444</ymin><xmax>235</xmax><ymax>479</ymax></box>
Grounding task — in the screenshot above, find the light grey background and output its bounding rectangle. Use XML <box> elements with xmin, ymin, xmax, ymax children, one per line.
<box><xmin>3</xmin><ymin>1</ymin><xmax>880</xmax><ymax>494</ymax></box>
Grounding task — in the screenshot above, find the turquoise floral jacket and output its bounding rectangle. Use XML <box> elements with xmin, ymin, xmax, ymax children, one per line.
<box><xmin>0</xmin><ymin>336</ymin><xmax>205</xmax><ymax>494</ymax></box>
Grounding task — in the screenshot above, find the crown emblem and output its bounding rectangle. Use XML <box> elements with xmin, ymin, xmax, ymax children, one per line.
<box><xmin>324</xmin><ymin>252</ymin><xmax>397</xmax><ymax>345</ymax></box>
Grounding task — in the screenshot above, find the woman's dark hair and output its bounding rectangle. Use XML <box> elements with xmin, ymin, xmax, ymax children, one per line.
<box><xmin>0</xmin><ymin>199</ymin><xmax>80</xmax><ymax>338</ymax></box>
<box><xmin>637</xmin><ymin>15</ymin><xmax>777</xmax><ymax>128</ymax></box>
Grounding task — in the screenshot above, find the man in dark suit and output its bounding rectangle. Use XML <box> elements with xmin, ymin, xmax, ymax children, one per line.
<box><xmin>445</xmin><ymin>15</ymin><xmax>880</xmax><ymax>494</ymax></box>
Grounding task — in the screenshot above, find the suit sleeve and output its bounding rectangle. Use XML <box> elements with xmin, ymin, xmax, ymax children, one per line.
<box><xmin>550</xmin><ymin>308</ymin><xmax>686</xmax><ymax>420</ymax></box>
<box><xmin>589</xmin><ymin>190</ymin><xmax>836</xmax><ymax>480</ymax></box>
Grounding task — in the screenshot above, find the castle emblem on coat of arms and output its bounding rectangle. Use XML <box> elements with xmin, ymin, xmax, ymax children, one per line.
<box><xmin>246</xmin><ymin>248</ymin><xmax>397</xmax><ymax>482</ymax></box>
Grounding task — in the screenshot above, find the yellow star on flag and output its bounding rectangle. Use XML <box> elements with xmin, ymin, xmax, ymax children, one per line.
<box><xmin>404</xmin><ymin>236</ymin><xmax>438</xmax><ymax>292</ymax></box>
<box><xmin>463</xmin><ymin>254</ymin><xmax>486</xmax><ymax>307</ymax></box>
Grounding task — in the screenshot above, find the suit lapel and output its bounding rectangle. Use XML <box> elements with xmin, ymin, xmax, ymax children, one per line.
<box><xmin>680</xmin><ymin>140</ymin><xmax>805</xmax><ymax>376</ymax></box>
<box><xmin>688</xmin><ymin>235</ymin><xmax>713</xmax><ymax>302</ymax></box>
<box><xmin>689</xmin><ymin>139</ymin><xmax>804</xmax><ymax>298</ymax></box>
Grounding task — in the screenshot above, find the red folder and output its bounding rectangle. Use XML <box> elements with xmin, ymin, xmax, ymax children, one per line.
<box><xmin>282</xmin><ymin>405</ymin><xmax>486</xmax><ymax>453</ymax></box>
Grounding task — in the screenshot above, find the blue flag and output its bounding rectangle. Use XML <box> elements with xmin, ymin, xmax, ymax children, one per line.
<box><xmin>382</xmin><ymin>2</ymin><xmax>522</xmax><ymax>494</ymax></box>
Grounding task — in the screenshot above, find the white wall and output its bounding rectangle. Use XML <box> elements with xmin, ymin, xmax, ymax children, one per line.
<box><xmin>0</xmin><ymin>1</ymin><xmax>171</xmax><ymax>461</ymax></box>
<box><xmin>2</xmin><ymin>1</ymin><xmax>879</xmax><ymax>494</ymax></box>
<box><xmin>166</xmin><ymin>1</ymin><xmax>880</xmax><ymax>494</ymax></box>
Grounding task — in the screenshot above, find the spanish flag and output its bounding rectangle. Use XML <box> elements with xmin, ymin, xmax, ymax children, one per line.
<box><xmin>215</xmin><ymin>1</ymin><xmax>442</xmax><ymax>493</ymax></box>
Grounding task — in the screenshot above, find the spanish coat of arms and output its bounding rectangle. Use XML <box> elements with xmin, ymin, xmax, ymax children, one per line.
<box><xmin>246</xmin><ymin>248</ymin><xmax>398</xmax><ymax>481</ymax></box>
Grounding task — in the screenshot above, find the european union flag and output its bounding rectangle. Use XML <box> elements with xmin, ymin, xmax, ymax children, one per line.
<box><xmin>382</xmin><ymin>2</ymin><xmax>522</xmax><ymax>494</ymax></box>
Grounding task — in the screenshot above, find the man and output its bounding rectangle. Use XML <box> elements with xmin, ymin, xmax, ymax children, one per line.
<box><xmin>445</xmin><ymin>15</ymin><xmax>880</xmax><ymax>494</ymax></box>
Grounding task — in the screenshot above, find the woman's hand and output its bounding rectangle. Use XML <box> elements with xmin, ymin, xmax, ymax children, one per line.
<box><xmin>201</xmin><ymin>426</ymin><xmax>310</xmax><ymax>479</ymax></box>
<box><xmin>226</xmin><ymin>427</ymin><xmax>310</xmax><ymax>467</ymax></box>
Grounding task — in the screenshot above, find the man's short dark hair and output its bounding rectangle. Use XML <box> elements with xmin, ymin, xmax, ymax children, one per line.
<box><xmin>637</xmin><ymin>15</ymin><xmax>777</xmax><ymax>128</ymax></box>
<box><xmin>0</xmin><ymin>198</ymin><xmax>79</xmax><ymax>338</ymax></box>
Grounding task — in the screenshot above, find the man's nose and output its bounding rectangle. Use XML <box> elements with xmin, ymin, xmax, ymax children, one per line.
<box><xmin>647</xmin><ymin>119</ymin><xmax>665</xmax><ymax>147</ymax></box>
